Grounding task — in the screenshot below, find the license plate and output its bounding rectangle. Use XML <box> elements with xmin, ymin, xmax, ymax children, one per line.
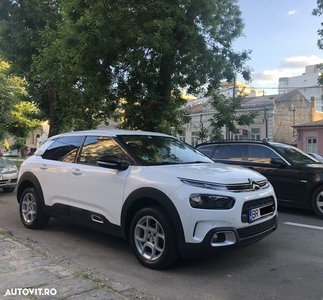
<box><xmin>249</xmin><ymin>207</ymin><xmax>262</xmax><ymax>222</ymax></box>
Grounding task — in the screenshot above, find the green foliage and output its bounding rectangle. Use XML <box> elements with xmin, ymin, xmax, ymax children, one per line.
<box><xmin>312</xmin><ymin>3</ymin><xmax>323</xmax><ymax>86</ymax></box>
<box><xmin>208</xmin><ymin>88</ymin><xmax>257</xmax><ymax>140</ymax></box>
<box><xmin>11</xmin><ymin>137</ymin><xmax>25</xmax><ymax>153</ymax></box>
<box><xmin>7</xmin><ymin>101</ymin><xmax>42</xmax><ymax>139</ymax></box>
<box><xmin>0</xmin><ymin>0</ymin><xmax>252</xmax><ymax>136</ymax></box>
<box><xmin>0</xmin><ymin>59</ymin><xmax>27</xmax><ymax>140</ymax></box>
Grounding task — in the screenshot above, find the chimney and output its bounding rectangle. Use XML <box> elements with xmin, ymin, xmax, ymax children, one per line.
<box><xmin>311</xmin><ymin>96</ymin><xmax>316</xmax><ymax>121</ymax></box>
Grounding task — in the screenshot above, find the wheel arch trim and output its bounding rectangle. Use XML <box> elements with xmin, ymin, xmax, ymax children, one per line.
<box><xmin>17</xmin><ymin>172</ymin><xmax>45</xmax><ymax>206</ymax></box>
<box><xmin>121</xmin><ymin>187</ymin><xmax>185</xmax><ymax>242</ymax></box>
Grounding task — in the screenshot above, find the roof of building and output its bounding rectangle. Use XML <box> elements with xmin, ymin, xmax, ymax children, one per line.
<box><xmin>185</xmin><ymin>89</ymin><xmax>309</xmax><ymax>114</ymax></box>
<box><xmin>293</xmin><ymin>118</ymin><xmax>323</xmax><ymax>128</ymax></box>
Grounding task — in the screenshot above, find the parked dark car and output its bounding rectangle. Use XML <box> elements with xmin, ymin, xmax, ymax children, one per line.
<box><xmin>308</xmin><ymin>152</ymin><xmax>323</xmax><ymax>163</ymax></box>
<box><xmin>196</xmin><ymin>140</ymin><xmax>323</xmax><ymax>218</ymax></box>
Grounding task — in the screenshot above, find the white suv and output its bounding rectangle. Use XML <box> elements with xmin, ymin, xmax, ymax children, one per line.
<box><xmin>17</xmin><ymin>129</ymin><xmax>278</xmax><ymax>269</ymax></box>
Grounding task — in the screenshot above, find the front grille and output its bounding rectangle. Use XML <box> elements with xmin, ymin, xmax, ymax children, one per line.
<box><xmin>226</xmin><ymin>179</ymin><xmax>269</xmax><ymax>192</ymax></box>
<box><xmin>0</xmin><ymin>180</ymin><xmax>9</xmax><ymax>186</ymax></box>
<box><xmin>237</xmin><ymin>216</ymin><xmax>277</xmax><ymax>241</ymax></box>
<box><xmin>241</xmin><ymin>196</ymin><xmax>275</xmax><ymax>223</ymax></box>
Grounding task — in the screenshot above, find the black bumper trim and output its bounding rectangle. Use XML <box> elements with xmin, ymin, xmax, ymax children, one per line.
<box><xmin>178</xmin><ymin>215</ymin><xmax>278</xmax><ymax>258</ymax></box>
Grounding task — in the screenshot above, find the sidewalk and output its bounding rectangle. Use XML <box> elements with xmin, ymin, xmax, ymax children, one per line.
<box><xmin>0</xmin><ymin>229</ymin><xmax>157</xmax><ymax>300</ymax></box>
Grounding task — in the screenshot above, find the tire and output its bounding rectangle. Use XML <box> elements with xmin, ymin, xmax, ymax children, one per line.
<box><xmin>129</xmin><ymin>205</ymin><xmax>180</xmax><ymax>269</ymax></box>
<box><xmin>311</xmin><ymin>186</ymin><xmax>323</xmax><ymax>218</ymax></box>
<box><xmin>19</xmin><ymin>187</ymin><xmax>50</xmax><ymax>229</ymax></box>
<box><xmin>2</xmin><ymin>187</ymin><xmax>15</xmax><ymax>193</ymax></box>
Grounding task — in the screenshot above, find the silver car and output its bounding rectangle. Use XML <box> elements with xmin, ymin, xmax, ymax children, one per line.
<box><xmin>0</xmin><ymin>157</ymin><xmax>18</xmax><ymax>193</ymax></box>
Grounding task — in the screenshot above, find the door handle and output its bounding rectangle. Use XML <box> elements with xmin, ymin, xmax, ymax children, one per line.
<box><xmin>71</xmin><ymin>168</ymin><xmax>82</xmax><ymax>176</ymax></box>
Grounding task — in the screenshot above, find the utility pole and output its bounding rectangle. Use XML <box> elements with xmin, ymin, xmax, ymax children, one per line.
<box><xmin>226</xmin><ymin>77</ymin><xmax>236</xmax><ymax>140</ymax></box>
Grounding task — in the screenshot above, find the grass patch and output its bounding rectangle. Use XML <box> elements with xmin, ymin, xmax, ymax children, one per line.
<box><xmin>0</xmin><ymin>229</ymin><xmax>13</xmax><ymax>236</ymax></box>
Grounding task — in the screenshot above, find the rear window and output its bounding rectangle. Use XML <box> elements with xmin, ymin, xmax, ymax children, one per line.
<box><xmin>42</xmin><ymin>136</ymin><xmax>83</xmax><ymax>162</ymax></box>
<box><xmin>213</xmin><ymin>145</ymin><xmax>245</xmax><ymax>161</ymax></box>
<box><xmin>247</xmin><ymin>145</ymin><xmax>277</xmax><ymax>163</ymax></box>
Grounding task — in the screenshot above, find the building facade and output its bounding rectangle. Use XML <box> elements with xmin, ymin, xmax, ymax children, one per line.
<box><xmin>183</xmin><ymin>90</ymin><xmax>323</xmax><ymax>146</ymax></box>
<box><xmin>278</xmin><ymin>64</ymin><xmax>323</xmax><ymax>110</ymax></box>
<box><xmin>293</xmin><ymin>118</ymin><xmax>323</xmax><ymax>156</ymax></box>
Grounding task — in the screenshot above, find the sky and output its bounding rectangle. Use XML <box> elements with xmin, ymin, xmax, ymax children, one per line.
<box><xmin>234</xmin><ymin>0</ymin><xmax>323</xmax><ymax>94</ymax></box>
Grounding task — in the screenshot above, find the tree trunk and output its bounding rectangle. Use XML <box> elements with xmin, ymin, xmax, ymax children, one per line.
<box><xmin>46</xmin><ymin>84</ymin><xmax>57</xmax><ymax>137</ymax></box>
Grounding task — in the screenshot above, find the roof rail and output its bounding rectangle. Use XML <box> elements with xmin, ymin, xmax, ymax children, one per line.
<box><xmin>196</xmin><ymin>139</ymin><xmax>271</xmax><ymax>146</ymax></box>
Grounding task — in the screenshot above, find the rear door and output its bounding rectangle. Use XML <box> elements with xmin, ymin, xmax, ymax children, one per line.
<box><xmin>37</xmin><ymin>135</ymin><xmax>83</xmax><ymax>207</ymax></box>
<box><xmin>68</xmin><ymin>135</ymin><xmax>132</xmax><ymax>226</ymax></box>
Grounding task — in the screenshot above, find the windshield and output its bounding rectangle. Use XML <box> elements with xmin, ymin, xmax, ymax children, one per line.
<box><xmin>273</xmin><ymin>143</ymin><xmax>319</xmax><ymax>164</ymax></box>
<box><xmin>118</xmin><ymin>135</ymin><xmax>212</xmax><ymax>165</ymax></box>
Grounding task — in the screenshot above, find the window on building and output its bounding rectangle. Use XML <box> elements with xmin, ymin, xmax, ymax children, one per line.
<box><xmin>191</xmin><ymin>132</ymin><xmax>199</xmax><ymax>147</ymax></box>
<box><xmin>307</xmin><ymin>138</ymin><xmax>317</xmax><ymax>153</ymax></box>
<box><xmin>234</xmin><ymin>129</ymin><xmax>248</xmax><ymax>140</ymax></box>
<box><xmin>250</xmin><ymin>128</ymin><xmax>261</xmax><ymax>140</ymax></box>
<box><xmin>234</xmin><ymin>134</ymin><xmax>244</xmax><ymax>140</ymax></box>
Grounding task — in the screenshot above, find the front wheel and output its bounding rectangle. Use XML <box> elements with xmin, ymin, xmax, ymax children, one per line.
<box><xmin>311</xmin><ymin>186</ymin><xmax>323</xmax><ymax>218</ymax></box>
<box><xmin>19</xmin><ymin>187</ymin><xmax>50</xmax><ymax>229</ymax></box>
<box><xmin>129</xmin><ymin>206</ymin><xmax>179</xmax><ymax>269</ymax></box>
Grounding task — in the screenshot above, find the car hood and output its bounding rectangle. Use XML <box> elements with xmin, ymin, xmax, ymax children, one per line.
<box><xmin>149</xmin><ymin>162</ymin><xmax>266</xmax><ymax>185</ymax></box>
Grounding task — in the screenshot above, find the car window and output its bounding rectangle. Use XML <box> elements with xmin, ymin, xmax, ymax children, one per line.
<box><xmin>273</xmin><ymin>143</ymin><xmax>317</xmax><ymax>164</ymax></box>
<box><xmin>197</xmin><ymin>145</ymin><xmax>215</xmax><ymax>158</ymax></box>
<box><xmin>78</xmin><ymin>136</ymin><xmax>132</xmax><ymax>166</ymax></box>
<box><xmin>118</xmin><ymin>135</ymin><xmax>211</xmax><ymax>165</ymax></box>
<box><xmin>213</xmin><ymin>145</ymin><xmax>245</xmax><ymax>161</ymax></box>
<box><xmin>247</xmin><ymin>145</ymin><xmax>278</xmax><ymax>163</ymax></box>
<box><xmin>42</xmin><ymin>136</ymin><xmax>83</xmax><ymax>162</ymax></box>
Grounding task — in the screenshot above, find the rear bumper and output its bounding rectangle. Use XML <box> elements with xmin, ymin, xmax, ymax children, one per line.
<box><xmin>178</xmin><ymin>215</ymin><xmax>278</xmax><ymax>258</ymax></box>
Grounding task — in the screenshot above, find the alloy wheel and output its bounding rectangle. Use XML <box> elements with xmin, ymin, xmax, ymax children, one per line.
<box><xmin>134</xmin><ymin>215</ymin><xmax>165</xmax><ymax>261</ymax></box>
<box><xmin>21</xmin><ymin>193</ymin><xmax>37</xmax><ymax>224</ymax></box>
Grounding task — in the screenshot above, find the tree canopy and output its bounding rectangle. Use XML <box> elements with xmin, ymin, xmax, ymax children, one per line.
<box><xmin>313</xmin><ymin>2</ymin><xmax>323</xmax><ymax>85</ymax></box>
<box><xmin>0</xmin><ymin>0</ymin><xmax>252</xmax><ymax>136</ymax></box>
<box><xmin>207</xmin><ymin>89</ymin><xmax>257</xmax><ymax>141</ymax></box>
<box><xmin>0</xmin><ymin>60</ymin><xmax>26</xmax><ymax>141</ymax></box>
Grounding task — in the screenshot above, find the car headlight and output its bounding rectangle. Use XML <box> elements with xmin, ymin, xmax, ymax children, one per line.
<box><xmin>3</xmin><ymin>165</ymin><xmax>18</xmax><ymax>172</ymax></box>
<box><xmin>189</xmin><ymin>194</ymin><xmax>235</xmax><ymax>209</ymax></box>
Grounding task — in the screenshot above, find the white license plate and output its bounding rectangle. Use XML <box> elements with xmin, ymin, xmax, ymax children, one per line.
<box><xmin>249</xmin><ymin>207</ymin><xmax>262</xmax><ymax>222</ymax></box>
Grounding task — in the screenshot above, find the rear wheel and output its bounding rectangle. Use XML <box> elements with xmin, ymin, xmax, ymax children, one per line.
<box><xmin>129</xmin><ymin>206</ymin><xmax>179</xmax><ymax>269</ymax></box>
<box><xmin>311</xmin><ymin>186</ymin><xmax>323</xmax><ymax>218</ymax></box>
<box><xmin>19</xmin><ymin>187</ymin><xmax>50</xmax><ymax>229</ymax></box>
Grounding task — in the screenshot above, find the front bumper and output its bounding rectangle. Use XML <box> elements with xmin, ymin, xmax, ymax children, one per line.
<box><xmin>178</xmin><ymin>215</ymin><xmax>278</xmax><ymax>258</ymax></box>
<box><xmin>0</xmin><ymin>172</ymin><xmax>18</xmax><ymax>189</ymax></box>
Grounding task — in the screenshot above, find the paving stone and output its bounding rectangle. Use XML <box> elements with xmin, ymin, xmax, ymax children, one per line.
<box><xmin>0</xmin><ymin>230</ymin><xmax>157</xmax><ymax>300</ymax></box>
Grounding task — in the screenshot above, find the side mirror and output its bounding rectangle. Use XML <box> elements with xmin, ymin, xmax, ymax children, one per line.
<box><xmin>97</xmin><ymin>156</ymin><xmax>130</xmax><ymax>171</ymax></box>
<box><xmin>270</xmin><ymin>157</ymin><xmax>287</xmax><ymax>166</ymax></box>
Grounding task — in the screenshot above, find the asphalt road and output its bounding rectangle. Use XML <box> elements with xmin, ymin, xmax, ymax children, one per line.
<box><xmin>1</xmin><ymin>189</ymin><xmax>323</xmax><ymax>300</ymax></box>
